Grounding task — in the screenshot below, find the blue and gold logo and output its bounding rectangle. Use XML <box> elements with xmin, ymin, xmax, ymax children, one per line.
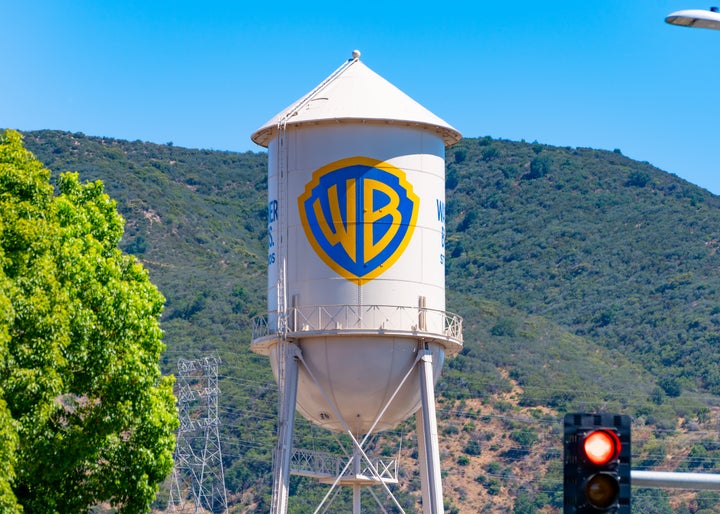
<box><xmin>298</xmin><ymin>156</ymin><xmax>419</xmax><ymax>284</ymax></box>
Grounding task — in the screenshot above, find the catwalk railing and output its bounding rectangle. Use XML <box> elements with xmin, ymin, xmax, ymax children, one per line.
<box><xmin>289</xmin><ymin>448</ymin><xmax>399</xmax><ymax>484</ymax></box>
<box><xmin>252</xmin><ymin>304</ymin><xmax>463</xmax><ymax>347</ymax></box>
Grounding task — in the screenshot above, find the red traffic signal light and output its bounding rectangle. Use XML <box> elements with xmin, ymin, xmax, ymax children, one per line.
<box><xmin>564</xmin><ymin>414</ymin><xmax>631</xmax><ymax>513</ymax></box>
<box><xmin>583</xmin><ymin>430</ymin><xmax>621</xmax><ymax>466</ymax></box>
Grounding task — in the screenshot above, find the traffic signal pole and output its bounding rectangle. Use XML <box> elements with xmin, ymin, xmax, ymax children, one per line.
<box><xmin>632</xmin><ymin>470</ymin><xmax>720</xmax><ymax>490</ymax></box>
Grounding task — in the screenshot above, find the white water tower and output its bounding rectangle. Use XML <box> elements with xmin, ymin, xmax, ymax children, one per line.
<box><xmin>251</xmin><ymin>51</ymin><xmax>463</xmax><ymax>514</ymax></box>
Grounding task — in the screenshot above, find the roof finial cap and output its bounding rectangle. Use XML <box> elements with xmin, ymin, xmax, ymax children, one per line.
<box><xmin>351</xmin><ymin>49</ymin><xmax>361</xmax><ymax>60</ymax></box>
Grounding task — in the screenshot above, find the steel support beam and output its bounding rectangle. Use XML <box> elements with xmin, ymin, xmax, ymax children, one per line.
<box><xmin>271</xmin><ymin>343</ymin><xmax>300</xmax><ymax>514</ymax></box>
<box><xmin>417</xmin><ymin>350</ymin><xmax>444</xmax><ymax>514</ymax></box>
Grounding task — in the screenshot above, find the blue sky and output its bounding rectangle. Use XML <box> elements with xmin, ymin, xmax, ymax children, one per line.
<box><xmin>2</xmin><ymin>1</ymin><xmax>719</xmax><ymax>194</ymax></box>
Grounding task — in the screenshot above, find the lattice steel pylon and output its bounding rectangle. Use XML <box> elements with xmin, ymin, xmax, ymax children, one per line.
<box><xmin>168</xmin><ymin>355</ymin><xmax>228</xmax><ymax>514</ymax></box>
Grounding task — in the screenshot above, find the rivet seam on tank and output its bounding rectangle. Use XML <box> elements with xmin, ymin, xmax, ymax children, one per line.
<box><xmin>298</xmin><ymin>156</ymin><xmax>419</xmax><ymax>285</ymax></box>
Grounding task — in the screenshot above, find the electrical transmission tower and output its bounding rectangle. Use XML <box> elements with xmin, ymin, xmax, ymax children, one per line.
<box><xmin>168</xmin><ymin>354</ymin><xmax>228</xmax><ymax>513</ymax></box>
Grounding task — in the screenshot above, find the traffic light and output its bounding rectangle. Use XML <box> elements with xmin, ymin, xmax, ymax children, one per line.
<box><xmin>563</xmin><ymin>413</ymin><xmax>631</xmax><ymax>513</ymax></box>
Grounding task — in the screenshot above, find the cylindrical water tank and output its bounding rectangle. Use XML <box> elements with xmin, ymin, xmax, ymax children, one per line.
<box><xmin>251</xmin><ymin>53</ymin><xmax>462</xmax><ymax>434</ymax></box>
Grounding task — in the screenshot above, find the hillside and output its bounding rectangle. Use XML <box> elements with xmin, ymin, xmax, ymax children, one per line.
<box><xmin>18</xmin><ymin>129</ymin><xmax>720</xmax><ymax>513</ymax></box>
<box><xmin>445</xmin><ymin>137</ymin><xmax>720</xmax><ymax>398</ymax></box>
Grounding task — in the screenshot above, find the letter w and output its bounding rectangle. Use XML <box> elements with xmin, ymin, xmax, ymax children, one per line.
<box><xmin>313</xmin><ymin>179</ymin><xmax>357</xmax><ymax>262</ymax></box>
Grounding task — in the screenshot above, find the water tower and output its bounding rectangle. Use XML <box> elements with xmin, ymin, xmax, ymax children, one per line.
<box><xmin>251</xmin><ymin>51</ymin><xmax>463</xmax><ymax>514</ymax></box>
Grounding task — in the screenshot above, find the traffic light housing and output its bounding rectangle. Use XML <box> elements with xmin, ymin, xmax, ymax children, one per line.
<box><xmin>563</xmin><ymin>413</ymin><xmax>631</xmax><ymax>513</ymax></box>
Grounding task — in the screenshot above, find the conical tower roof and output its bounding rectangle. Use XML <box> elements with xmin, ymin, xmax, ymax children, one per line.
<box><xmin>251</xmin><ymin>51</ymin><xmax>461</xmax><ymax>148</ymax></box>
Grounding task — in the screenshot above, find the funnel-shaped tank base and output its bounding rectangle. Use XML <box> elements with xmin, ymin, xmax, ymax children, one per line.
<box><xmin>269</xmin><ymin>336</ymin><xmax>444</xmax><ymax>434</ymax></box>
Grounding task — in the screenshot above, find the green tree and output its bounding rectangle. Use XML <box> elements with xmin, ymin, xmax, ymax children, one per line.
<box><xmin>0</xmin><ymin>129</ymin><xmax>178</xmax><ymax>513</ymax></box>
<box><xmin>526</xmin><ymin>155</ymin><xmax>551</xmax><ymax>179</ymax></box>
<box><xmin>513</xmin><ymin>489</ymin><xmax>535</xmax><ymax>514</ymax></box>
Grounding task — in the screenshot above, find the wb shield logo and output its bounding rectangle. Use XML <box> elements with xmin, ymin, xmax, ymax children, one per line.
<box><xmin>299</xmin><ymin>157</ymin><xmax>419</xmax><ymax>284</ymax></box>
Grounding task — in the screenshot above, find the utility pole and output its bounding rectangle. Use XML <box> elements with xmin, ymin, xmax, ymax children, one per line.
<box><xmin>168</xmin><ymin>355</ymin><xmax>228</xmax><ymax>513</ymax></box>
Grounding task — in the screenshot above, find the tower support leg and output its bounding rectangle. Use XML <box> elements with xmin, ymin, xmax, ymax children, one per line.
<box><xmin>416</xmin><ymin>350</ymin><xmax>444</xmax><ymax>514</ymax></box>
<box><xmin>271</xmin><ymin>343</ymin><xmax>300</xmax><ymax>514</ymax></box>
<box><xmin>353</xmin><ymin>444</ymin><xmax>362</xmax><ymax>514</ymax></box>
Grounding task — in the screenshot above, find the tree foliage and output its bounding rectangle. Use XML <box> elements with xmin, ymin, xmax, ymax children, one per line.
<box><xmin>0</xmin><ymin>129</ymin><xmax>178</xmax><ymax>513</ymax></box>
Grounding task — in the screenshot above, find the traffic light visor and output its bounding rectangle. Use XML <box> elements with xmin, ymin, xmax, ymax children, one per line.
<box><xmin>583</xmin><ymin>430</ymin><xmax>621</xmax><ymax>465</ymax></box>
